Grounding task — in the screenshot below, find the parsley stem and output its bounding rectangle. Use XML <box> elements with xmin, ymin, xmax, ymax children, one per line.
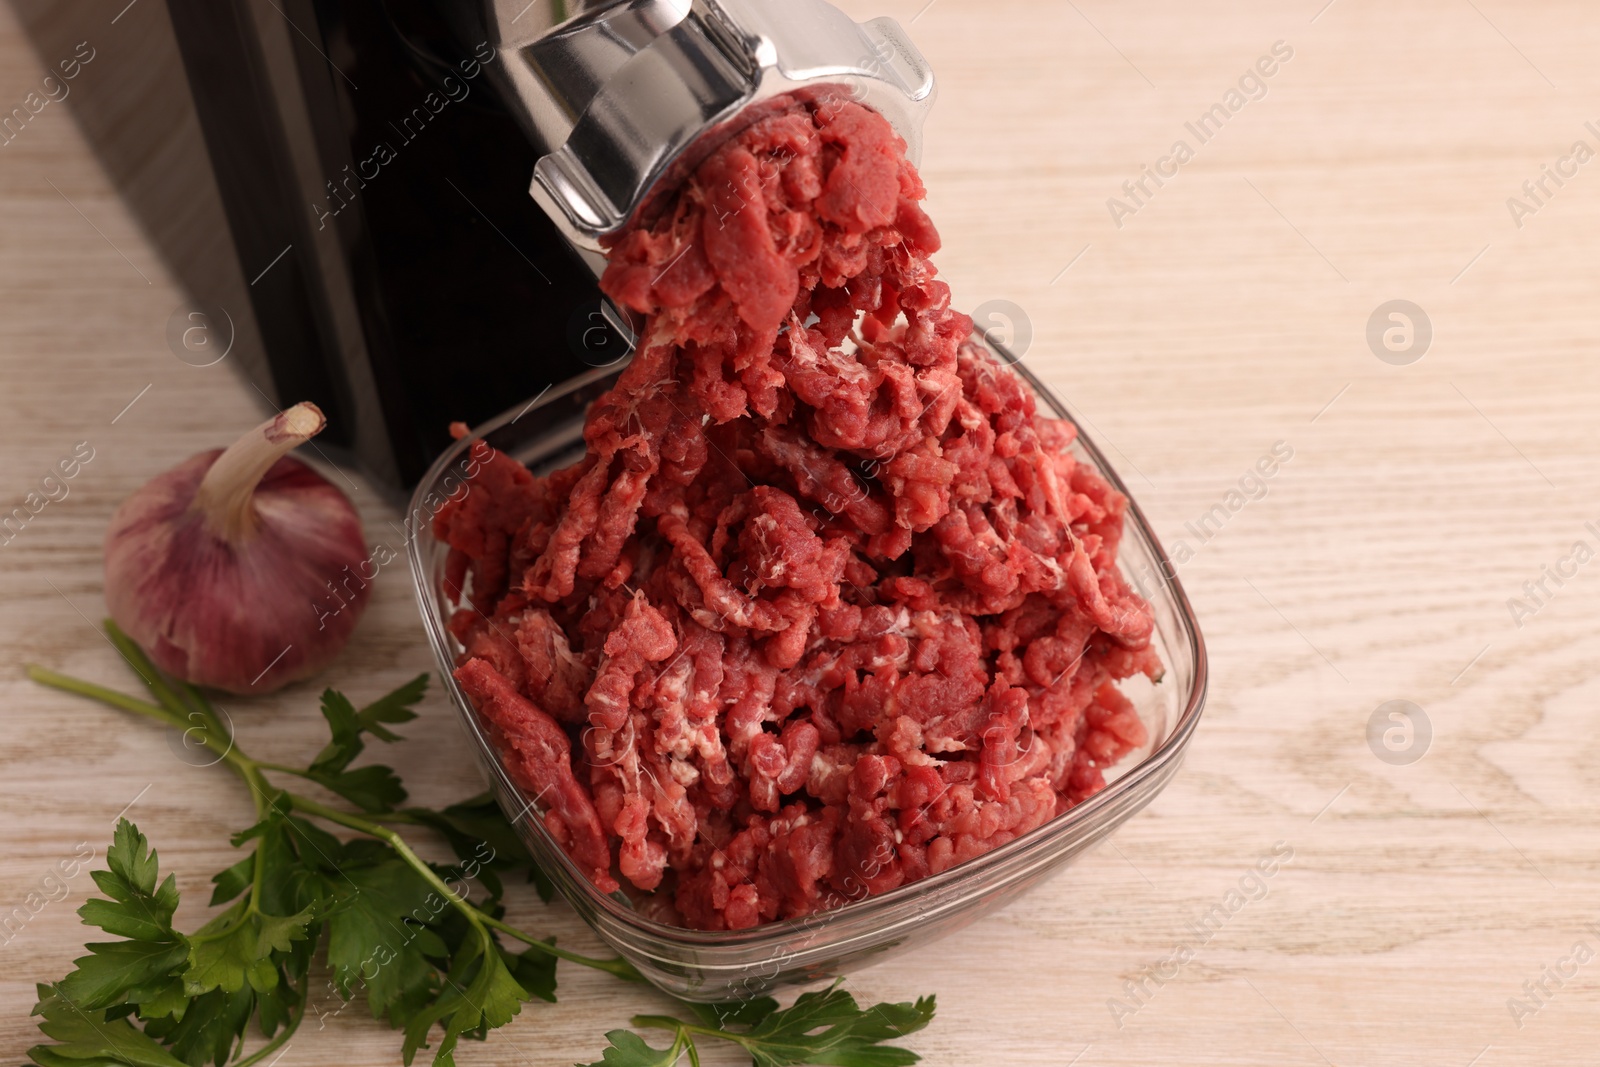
<box><xmin>282</xmin><ymin>792</ymin><xmax>501</xmax><ymax>940</ymax></box>
<box><xmin>250</xmin><ymin>764</ymin><xmax>429</xmax><ymax>828</ymax></box>
<box><xmin>361</xmin><ymin>810</ymin><xmax>430</xmax><ymax>825</ymax></box>
<box><xmin>622</xmin><ymin>1020</ymin><xmax>697</xmax><ymax>1066</ymax></box>
<box><xmin>104</xmin><ymin>623</ymin><xmax>194</xmax><ymax>721</ymax></box>
<box><xmin>631</xmin><ymin>1016</ymin><xmax>737</xmax><ymax>1045</ymax></box>
<box><xmin>282</xmin><ymin>792</ymin><xmax>642</xmax><ymax>982</ymax></box>
<box><xmin>253</xmin><ymin>761</ymin><xmax>323</xmax><ymax>781</ymax></box>
<box><xmin>179</xmin><ymin>682</ymin><xmax>238</xmax><ymax>758</ymax></box>
<box><xmin>105</xmin><ymin>623</ymin><xmax>237</xmax><ymax>761</ymax></box>
<box><xmin>631</xmin><ymin>1016</ymin><xmax>719</xmax><ymax>1066</ymax></box>
<box><xmin>281</xmin><ymin>793</ymin><xmax>436</xmax><ymax>860</ymax></box>
<box><xmin>26</xmin><ymin>666</ymin><xmax>185</xmax><ymax>731</ymax></box>
<box><xmin>477</xmin><ymin>914</ymin><xmax>644</xmax><ymax>981</ymax></box>
<box><xmin>635</xmin><ymin>1012</ymin><xmax>826</xmax><ymax>1063</ymax></box>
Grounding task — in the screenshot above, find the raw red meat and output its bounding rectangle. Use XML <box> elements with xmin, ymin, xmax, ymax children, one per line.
<box><xmin>437</xmin><ymin>89</ymin><xmax>1161</xmax><ymax>929</ymax></box>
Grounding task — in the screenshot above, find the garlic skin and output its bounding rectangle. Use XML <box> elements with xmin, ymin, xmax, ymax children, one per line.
<box><xmin>104</xmin><ymin>403</ymin><xmax>371</xmax><ymax>694</ymax></box>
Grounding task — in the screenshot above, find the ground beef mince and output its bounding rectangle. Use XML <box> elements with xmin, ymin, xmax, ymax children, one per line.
<box><xmin>436</xmin><ymin>89</ymin><xmax>1162</xmax><ymax>930</ymax></box>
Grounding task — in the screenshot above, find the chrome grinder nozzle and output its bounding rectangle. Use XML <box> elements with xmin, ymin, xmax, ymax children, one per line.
<box><xmin>483</xmin><ymin>0</ymin><xmax>935</xmax><ymax>263</ymax></box>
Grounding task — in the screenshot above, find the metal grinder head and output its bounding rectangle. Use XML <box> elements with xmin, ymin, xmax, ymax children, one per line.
<box><xmin>483</xmin><ymin>0</ymin><xmax>935</xmax><ymax>267</ymax></box>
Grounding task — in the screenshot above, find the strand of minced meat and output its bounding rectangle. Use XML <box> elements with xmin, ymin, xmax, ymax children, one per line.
<box><xmin>436</xmin><ymin>87</ymin><xmax>1162</xmax><ymax>930</ymax></box>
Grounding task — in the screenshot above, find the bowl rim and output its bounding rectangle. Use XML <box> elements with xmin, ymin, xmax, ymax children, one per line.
<box><xmin>406</xmin><ymin>341</ymin><xmax>1209</xmax><ymax>949</ymax></box>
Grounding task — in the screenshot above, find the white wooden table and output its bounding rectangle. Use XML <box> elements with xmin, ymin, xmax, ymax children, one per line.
<box><xmin>3</xmin><ymin>1</ymin><xmax>1599</xmax><ymax>1064</ymax></box>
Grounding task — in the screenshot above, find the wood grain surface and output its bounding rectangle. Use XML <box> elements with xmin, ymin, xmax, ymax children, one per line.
<box><xmin>4</xmin><ymin>1</ymin><xmax>1599</xmax><ymax>1064</ymax></box>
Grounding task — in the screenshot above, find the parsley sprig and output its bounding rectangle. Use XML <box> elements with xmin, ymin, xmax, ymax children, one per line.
<box><xmin>592</xmin><ymin>986</ymin><xmax>937</xmax><ymax>1067</ymax></box>
<box><xmin>25</xmin><ymin>621</ymin><xmax>936</xmax><ymax>1067</ymax></box>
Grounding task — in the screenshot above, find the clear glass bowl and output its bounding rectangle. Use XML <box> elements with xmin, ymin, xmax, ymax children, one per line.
<box><xmin>406</xmin><ymin>335</ymin><xmax>1208</xmax><ymax>1001</ymax></box>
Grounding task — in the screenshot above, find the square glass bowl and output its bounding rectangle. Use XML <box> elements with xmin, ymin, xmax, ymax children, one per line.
<box><xmin>406</xmin><ymin>336</ymin><xmax>1207</xmax><ymax>1001</ymax></box>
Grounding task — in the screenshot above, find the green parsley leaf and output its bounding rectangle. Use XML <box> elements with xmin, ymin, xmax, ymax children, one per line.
<box><xmin>310</xmin><ymin>675</ymin><xmax>428</xmax><ymax>772</ymax></box>
<box><xmin>182</xmin><ymin>898</ymin><xmax>313</xmax><ymax>997</ymax></box>
<box><xmin>29</xmin><ymin>987</ymin><xmax>190</xmax><ymax>1067</ymax></box>
<box><xmin>737</xmin><ymin>985</ymin><xmax>936</xmax><ymax>1067</ymax></box>
<box><xmin>148</xmin><ymin>986</ymin><xmax>254</xmax><ymax>1067</ymax></box>
<box><xmin>54</xmin><ymin>938</ymin><xmax>191</xmax><ymax>1019</ymax></box>
<box><xmin>324</xmin><ymin>857</ymin><xmax>446</xmax><ymax>1022</ymax></box>
<box><xmin>81</xmin><ymin>819</ymin><xmax>180</xmax><ymax>941</ymax></box>
<box><xmin>310</xmin><ymin>689</ymin><xmax>364</xmax><ymax>775</ymax></box>
<box><xmin>307</xmin><ymin>763</ymin><xmax>409</xmax><ymax>814</ymax></box>
<box><xmin>578</xmin><ymin>1029</ymin><xmax>686</xmax><ymax>1067</ymax></box>
<box><xmin>739</xmin><ymin>985</ymin><xmax>934</xmax><ymax>1067</ymax></box>
<box><xmin>622</xmin><ymin>983</ymin><xmax>936</xmax><ymax>1067</ymax></box>
<box><xmin>303</xmin><ymin>678</ymin><xmax>427</xmax><ymax>813</ymax></box>
<box><xmin>354</xmin><ymin>673</ymin><xmax>428</xmax><ymax>741</ymax></box>
<box><xmin>55</xmin><ymin>821</ymin><xmax>188</xmax><ymax>1014</ymax></box>
<box><xmin>502</xmin><ymin>943</ymin><xmax>558</xmax><ymax>1005</ymax></box>
<box><xmin>400</xmin><ymin>933</ymin><xmax>528</xmax><ymax>1067</ymax></box>
<box><xmin>208</xmin><ymin>856</ymin><xmax>254</xmax><ymax>908</ymax></box>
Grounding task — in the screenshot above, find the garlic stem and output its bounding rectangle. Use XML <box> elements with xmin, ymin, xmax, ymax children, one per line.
<box><xmin>193</xmin><ymin>402</ymin><xmax>326</xmax><ymax>540</ymax></box>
